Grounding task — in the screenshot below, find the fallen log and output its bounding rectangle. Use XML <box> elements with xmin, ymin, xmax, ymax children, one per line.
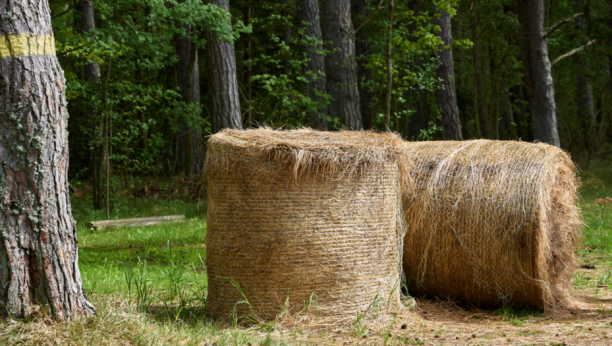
<box><xmin>86</xmin><ymin>215</ymin><xmax>186</xmax><ymax>230</ymax></box>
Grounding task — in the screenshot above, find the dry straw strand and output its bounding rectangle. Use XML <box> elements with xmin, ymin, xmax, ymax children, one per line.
<box><xmin>205</xmin><ymin>128</ymin><xmax>407</xmax><ymax>322</ymax></box>
<box><xmin>400</xmin><ymin>140</ymin><xmax>582</xmax><ymax>310</ymax></box>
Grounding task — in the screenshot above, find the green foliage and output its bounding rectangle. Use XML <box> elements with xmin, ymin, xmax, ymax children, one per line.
<box><xmin>50</xmin><ymin>0</ymin><xmax>612</xmax><ymax>185</ymax></box>
<box><xmin>361</xmin><ymin>1</ymin><xmax>445</xmax><ymax>133</ymax></box>
<box><xmin>243</xmin><ymin>3</ymin><xmax>333</xmax><ymax>128</ymax></box>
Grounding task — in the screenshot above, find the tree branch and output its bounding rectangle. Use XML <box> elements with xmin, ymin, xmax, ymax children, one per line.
<box><xmin>56</xmin><ymin>42</ymin><xmax>94</xmax><ymax>56</ymax></box>
<box><xmin>551</xmin><ymin>39</ymin><xmax>595</xmax><ymax>66</ymax></box>
<box><xmin>353</xmin><ymin>0</ymin><xmax>385</xmax><ymax>35</ymax></box>
<box><xmin>543</xmin><ymin>12</ymin><xmax>583</xmax><ymax>39</ymax></box>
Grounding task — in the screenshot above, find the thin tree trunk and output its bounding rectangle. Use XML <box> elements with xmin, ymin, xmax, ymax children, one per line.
<box><xmin>406</xmin><ymin>0</ymin><xmax>428</xmax><ymax>140</ymax></box>
<box><xmin>205</xmin><ymin>0</ymin><xmax>243</xmax><ymax>133</ymax></box>
<box><xmin>410</xmin><ymin>90</ymin><xmax>429</xmax><ymax>140</ymax></box>
<box><xmin>76</xmin><ymin>0</ymin><xmax>103</xmax><ymax>210</ymax></box>
<box><xmin>175</xmin><ymin>14</ymin><xmax>204</xmax><ymax>175</ymax></box>
<box><xmin>141</xmin><ymin>109</ymin><xmax>147</xmax><ymax>150</ymax></box>
<box><xmin>434</xmin><ymin>1</ymin><xmax>463</xmax><ymax>140</ymax></box>
<box><xmin>103</xmin><ymin>59</ymin><xmax>112</xmax><ymax>220</ymax></box>
<box><xmin>471</xmin><ymin>15</ymin><xmax>489</xmax><ymax>138</ymax></box>
<box><xmin>351</xmin><ymin>0</ymin><xmax>374</xmax><ymax>129</ymax></box>
<box><xmin>0</xmin><ymin>0</ymin><xmax>95</xmax><ymax>320</ymax></box>
<box><xmin>489</xmin><ymin>48</ymin><xmax>501</xmax><ymax>139</ymax></box>
<box><xmin>514</xmin><ymin>0</ymin><xmax>534</xmax><ymax>108</ymax></box>
<box><xmin>501</xmin><ymin>88</ymin><xmax>518</xmax><ymax>140</ymax></box>
<box><xmin>297</xmin><ymin>0</ymin><xmax>329</xmax><ymax>130</ymax></box>
<box><xmin>76</xmin><ymin>1</ymin><xmax>100</xmax><ymax>85</ymax></box>
<box><xmin>138</xmin><ymin>62</ymin><xmax>148</xmax><ymax>151</ymax></box>
<box><xmin>510</xmin><ymin>84</ymin><xmax>530</xmax><ymax>140</ymax></box>
<box><xmin>526</xmin><ymin>0</ymin><xmax>560</xmax><ymax>146</ymax></box>
<box><xmin>573</xmin><ymin>0</ymin><xmax>596</xmax><ymax>154</ymax></box>
<box><xmin>320</xmin><ymin>0</ymin><xmax>362</xmax><ymax>130</ymax></box>
<box><xmin>384</xmin><ymin>0</ymin><xmax>394</xmax><ymax>129</ymax></box>
<box><xmin>246</xmin><ymin>1</ymin><xmax>253</xmax><ymax>128</ymax></box>
<box><xmin>283</xmin><ymin>0</ymin><xmax>292</xmax><ymax>75</ymax></box>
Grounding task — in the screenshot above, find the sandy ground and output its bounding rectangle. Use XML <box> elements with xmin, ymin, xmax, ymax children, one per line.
<box><xmin>318</xmin><ymin>262</ymin><xmax>612</xmax><ymax>346</ymax></box>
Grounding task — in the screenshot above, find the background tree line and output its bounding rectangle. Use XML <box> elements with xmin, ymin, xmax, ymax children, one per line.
<box><xmin>50</xmin><ymin>0</ymin><xmax>612</xmax><ymax>209</ymax></box>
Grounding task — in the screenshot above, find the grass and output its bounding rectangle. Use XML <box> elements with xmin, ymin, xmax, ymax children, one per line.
<box><xmin>1</xmin><ymin>158</ymin><xmax>611</xmax><ymax>345</ymax></box>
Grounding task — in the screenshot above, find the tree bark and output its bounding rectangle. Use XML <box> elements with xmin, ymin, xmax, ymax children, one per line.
<box><xmin>351</xmin><ymin>0</ymin><xmax>374</xmax><ymax>129</ymax></box>
<box><xmin>525</xmin><ymin>0</ymin><xmax>560</xmax><ymax>146</ymax></box>
<box><xmin>75</xmin><ymin>1</ymin><xmax>100</xmax><ymax>85</ymax></box>
<box><xmin>320</xmin><ymin>0</ymin><xmax>362</xmax><ymax>130</ymax></box>
<box><xmin>205</xmin><ymin>0</ymin><xmax>243</xmax><ymax>133</ymax></box>
<box><xmin>176</xmin><ymin>16</ymin><xmax>204</xmax><ymax>175</ymax></box>
<box><xmin>434</xmin><ymin>2</ymin><xmax>463</xmax><ymax>140</ymax></box>
<box><xmin>297</xmin><ymin>0</ymin><xmax>329</xmax><ymax>130</ymax></box>
<box><xmin>0</xmin><ymin>0</ymin><xmax>95</xmax><ymax>320</ymax></box>
<box><xmin>384</xmin><ymin>0</ymin><xmax>394</xmax><ymax>129</ymax></box>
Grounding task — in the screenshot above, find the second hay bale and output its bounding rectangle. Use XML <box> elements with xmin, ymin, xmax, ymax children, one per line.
<box><xmin>205</xmin><ymin>128</ymin><xmax>406</xmax><ymax>321</ymax></box>
<box><xmin>401</xmin><ymin>140</ymin><xmax>581</xmax><ymax>309</ymax></box>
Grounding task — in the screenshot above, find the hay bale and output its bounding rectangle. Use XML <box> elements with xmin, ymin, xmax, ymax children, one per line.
<box><xmin>205</xmin><ymin>128</ymin><xmax>406</xmax><ymax>321</ymax></box>
<box><xmin>401</xmin><ymin>140</ymin><xmax>582</xmax><ymax>309</ymax></box>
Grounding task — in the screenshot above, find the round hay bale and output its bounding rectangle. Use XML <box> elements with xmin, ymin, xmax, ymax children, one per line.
<box><xmin>205</xmin><ymin>128</ymin><xmax>406</xmax><ymax>321</ymax></box>
<box><xmin>401</xmin><ymin>140</ymin><xmax>581</xmax><ymax>309</ymax></box>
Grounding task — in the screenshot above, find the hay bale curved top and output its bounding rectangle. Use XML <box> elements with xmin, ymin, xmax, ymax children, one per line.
<box><xmin>401</xmin><ymin>140</ymin><xmax>582</xmax><ymax>310</ymax></box>
<box><xmin>206</xmin><ymin>128</ymin><xmax>408</xmax><ymax>183</ymax></box>
<box><xmin>205</xmin><ymin>128</ymin><xmax>407</xmax><ymax>322</ymax></box>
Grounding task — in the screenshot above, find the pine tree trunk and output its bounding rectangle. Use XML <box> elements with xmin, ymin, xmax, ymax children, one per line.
<box><xmin>176</xmin><ymin>16</ymin><xmax>204</xmax><ymax>175</ymax></box>
<box><xmin>297</xmin><ymin>0</ymin><xmax>329</xmax><ymax>130</ymax></box>
<box><xmin>320</xmin><ymin>0</ymin><xmax>362</xmax><ymax>130</ymax></box>
<box><xmin>0</xmin><ymin>0</ymin><xmax>95</xmax><ymax>320</ymax></box>
<box><xmin>205</xmin><ymin>0</ymin><xmax>243</xmax><ymax>133</ymax></box>
<box><xmin>526</xmin><ymin>0</ymin><xmax>560</xmax><ymax>146</ymax></box>
<box><xmin>351</xmin><ymin>0</ymin><xmax>374</xmax><ymax>129</ymax></box>
<box><xmin>434</xmin><ymin>2</ymin><xmax>463</xmax><ymax>140</ymax></box>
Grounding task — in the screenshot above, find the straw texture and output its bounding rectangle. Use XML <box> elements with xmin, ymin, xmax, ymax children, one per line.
<box><xmin>205</xmin><ymin>128</ymin><xmax>405</xmax><ymax>321</ymax></box>
<box><xmin>401</xmin><ymin>140</ymin><xmax>581</xmax><ymax>309</ymax></box>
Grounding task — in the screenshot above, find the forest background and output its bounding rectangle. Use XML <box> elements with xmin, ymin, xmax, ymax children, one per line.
<box><xmin>50</xmin><ymin>0</ymin><xmax>612</xmax><ymax>212</ymax></box>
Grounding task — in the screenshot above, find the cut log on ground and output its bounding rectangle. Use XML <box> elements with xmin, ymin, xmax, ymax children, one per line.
<box><xmin>86</xmin><ymin>215</ymin><xmax>186</xmax><ymax>230</ymax></box>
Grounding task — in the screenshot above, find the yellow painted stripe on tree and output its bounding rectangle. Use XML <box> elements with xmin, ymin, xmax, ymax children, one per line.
<box><xmin>0</xmin><ymin>34</ymin><xmax>56</xmax><ymax>58</ymax></box>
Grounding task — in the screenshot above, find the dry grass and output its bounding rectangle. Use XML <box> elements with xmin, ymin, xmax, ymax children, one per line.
<box><xmin>401</xmin><ymin>140</ymin><xmax>582</xmax><ymax>310</ymax></box>
<box><xmin>3</xmin><ymin>289</ymin><xmax>610</xmax><ymax>345</ymax></box>
<box><xmin>204</xmin><ymin>128</ymin><xmax>405</xmax><ymax>322</ymax></box>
